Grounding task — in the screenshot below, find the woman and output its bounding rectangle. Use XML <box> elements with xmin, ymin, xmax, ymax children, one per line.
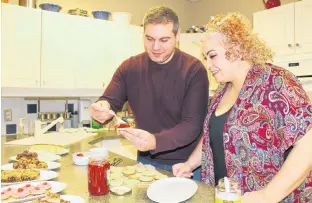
<box><xmin>173</xmin><ymin>12</ymin><xmax>312</xmax><ymax>203</ymax></box>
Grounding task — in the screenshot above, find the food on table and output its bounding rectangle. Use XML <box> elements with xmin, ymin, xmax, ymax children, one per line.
<box><xmin>11</xmin><ymin>187</ymin><xmax>30</xmax><ymax>199</ymax></box>
<box><xmin>39</xmin><ymin>181</ymin><xmax>52</xmax><ymax>190</ymax></box>
<box><xmin>1</xmin><ymin>169</ymin><xmax>40</xmax><ymax>183</ymax></box>
<box><xmin>124</xmin><ymin>179</ymin><xmax>140</xmax><ymax>187</ymax></box>
<box><xmin>13</xmin><ymin>157</ymin><xmax>48</xmax><ymax>169</ymax></box>
<box><xmin>108</xmin><ymin>165</ymin><xmax>169</xmax><ymax>187</ymax></box>
<box><xmin>76</xmin><ymin>153</ymin><xmax>84</xmax><ymax>157</ymax></box>
<box><xmin>22</xmin><ymin>183</ymin><xmax>33</xmax><ymax>192</ymax></box>
<box><xmin>109</xmin><ymin>179</ymin><xmax>123</xmax><ymax>187</ymax></box>
<box><xmin>30</xmin><ymin>144</ymin><xmax>67</xmax><ymax>155</ymax></box>
<box><xmin>139</xmin><ymin>176</ymin><xmax>154</xmax><ymax>182</ymax></box>
<box><xmin>110</xmin><ymin>186</ymin><xmax>132</xmax><ymax>196</ymax></box>
<box><xmin>31</xmin><ymin>186</ymin><xmax>46</xmax><ymax>195</ymax></box>
<box><xmin>128</xmin><ymin>174</ymin><xmax>141</xmax><ymax>180</ymax></box>
<box><xmin>1</xmin><ymin>182</ymin><xmax>54</xmax><ymax>202</ymax></box>
<box><xmin>122</xmin><ymin>168</ymin><xmax>136</xmax><ymax>176</ymax></box>
<box><xmin>1</xmin><ymin>191</ymin><xmax>11</xmax><ymax>200</ymax></box>
<box><xmin>115</xmin><ymin>123</ymin><xmax>131</xmax><ymax>128</ymax></box>
<box><xmin>154</xmin><ymin>174</ymin><xmax>168</xmax><ymax>180</ymax></box>
<box><xmin>16</xmin><ymin>150</ymin><xmax>38</xmax><ymax>160</ymax></box>
<box><xmin>32</xmin><ymin>191</ymin><xmax>70</xmax><ymax>203</ymax></box>
<box><xmin>141</xmin><ymin>170</ymin><xmax>156</xmax><ymax>177</ymax></box>
<box><xmin>136</xmin><ymin>167</ymin><xmax>148</xmax><ymax>173</ymax></box>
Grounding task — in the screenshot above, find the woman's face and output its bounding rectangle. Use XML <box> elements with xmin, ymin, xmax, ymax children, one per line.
<box><xmin>201</xmin><ymin>33</ymin><xmax>241</xmax><ymax>83</ymax></box>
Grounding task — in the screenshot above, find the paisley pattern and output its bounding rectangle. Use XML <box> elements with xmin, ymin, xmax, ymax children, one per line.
<box><xmin>201</xmin><ymin>64</ymin><xmax>312</xmax><ymax>202</ymax></box>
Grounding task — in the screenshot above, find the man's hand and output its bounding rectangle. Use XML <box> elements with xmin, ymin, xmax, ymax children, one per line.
<box><xmin>89</xmin><ymin>101</ymin><xmax>114</xmax><ymax>123</ymax></box>
<box><xmin>120</xmin><ymin>128</ymin><xmax>156</xmax><ymax>151</ymax></box>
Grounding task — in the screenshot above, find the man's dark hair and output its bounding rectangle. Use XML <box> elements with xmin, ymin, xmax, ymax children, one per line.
<box><xmin>143</xmin><ymin>6</ymin><xmax>180</xmax><ymax>35</ymax></box>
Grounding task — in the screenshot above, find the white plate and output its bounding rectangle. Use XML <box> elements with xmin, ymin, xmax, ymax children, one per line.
<box><xmin>147</xmin><ymin>177</ymin><xmax>198</xmax><ymax>203</ymax></box>
<box><xmin>10</xmin><ymin>152</ymin><xmax>61</xmax><ymax>162</ymax></box>
<box><xmin>1</xmin><ymin>170</ymin><xmax>58</xmax><ymax>186</ymax></box>
<box><xmin>1</xmin><ymin>161</ymin><xmax>61</xmax><ymax>170</ymax></box>
<box><xmin>1</xmin><ymin>181</ymin><xmax>67</xmax><ymax>203</ymax></box>
<box><xmin>61</xmin><ymin>195</ymin><xmax>85</xmax><ymax>203</ymax></box>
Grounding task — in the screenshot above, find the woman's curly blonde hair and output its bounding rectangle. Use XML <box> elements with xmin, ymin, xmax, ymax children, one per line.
<box><xmin>205</xmin><ymin>12</ymin><xmax>273</xmax><ymax>65</ymax></box>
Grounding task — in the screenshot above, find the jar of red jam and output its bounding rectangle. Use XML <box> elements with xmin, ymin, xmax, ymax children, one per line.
<box><xmin>88</xmin><ymin>156</ymin><xmax>110</xmax><ymax>196</ymax></box>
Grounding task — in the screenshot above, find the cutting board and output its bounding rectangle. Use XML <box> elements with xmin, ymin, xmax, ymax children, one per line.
<box><xmin>4</xmin><ymin>132</ymin><xmax>97</xmax><ymax>146</ymax></box>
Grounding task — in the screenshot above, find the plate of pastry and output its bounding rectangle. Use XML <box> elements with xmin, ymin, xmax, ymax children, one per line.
<box><xmin>1</xmin><ymin>181</ymin><xmax>67</xmax><ymax>203</ymax></box>
<box><xmin>1</xmin><ymin>161</ymin><xmax>61</xmax><ymax>171</ymax></box>
<box><xmin>10</xmin><ymin>150</ymin><xmax>61</xmax><ymax>162</ymax></box>
<box><xmin>1</xmin><ymin>169</ymin><xmax>58</xmax><ymax>186</ymax></box>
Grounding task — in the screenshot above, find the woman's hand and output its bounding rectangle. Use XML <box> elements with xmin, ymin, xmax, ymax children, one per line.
<box><xmin>242</xmin><ymin>190</ymin><xmax>277</xmax><ymax>203</ymax></box>
<box><xmin>172</xmin><ymin>162</ymin><xmax>194</xmax><ymax>178</ymax></box>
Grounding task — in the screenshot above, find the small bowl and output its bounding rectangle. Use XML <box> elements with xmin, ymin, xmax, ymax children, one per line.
<box><xmin>72</xmin><ymin>152</ymin><xmax>99</xmax><ymax>166</ymax></box>
<box><xmin>92</xmin><ymin>11</ymin><xmax>111</xmax><ymax>20</ymax></box>
<box><xmin>89</xmin><ymin>148</ymin><xmax>109</xmax><ymax>157</ymax></box>
<box><xmin>39</xmin><ymin>3</ymin><xmax>62</xmax><ymax>12</ymax></box>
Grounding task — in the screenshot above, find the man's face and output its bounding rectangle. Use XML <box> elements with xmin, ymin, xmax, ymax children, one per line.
<box><xmin>144</xmin><ymin>23</ymin><xmax>180</xmax><ymax>64</ymax></box>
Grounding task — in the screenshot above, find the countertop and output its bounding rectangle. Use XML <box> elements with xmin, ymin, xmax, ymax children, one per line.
<box><xmin>1</xmin><ymin>132</ymin><xmax>215</xmax><ymax>203</ymax></box>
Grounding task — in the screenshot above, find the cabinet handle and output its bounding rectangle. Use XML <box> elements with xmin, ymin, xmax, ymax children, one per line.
<box><xmin>102</xmin><ymin>82</ymin><xmax>105</xmax><ymax>87</ymax></box>
<box><xmin>296</xmin><ymin>43</ymin><xmax>301</xmax><ymax>48</ymax></box>
<box><xmin>288</xmin><ymin>44</ymin><xmax>293</xmax><ymax>48</ymax></box>
<box><xmin>43</xmin><ymin>81</ymin><xmax>46</xmax><ymax>85</ymax></box>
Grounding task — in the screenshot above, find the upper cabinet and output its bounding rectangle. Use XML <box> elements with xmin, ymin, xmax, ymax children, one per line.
<box><xmin>1</xmin><ymin>4</ymin><xmax>41</xmax><ymax>88</ymax></box>
<box><xmin>41</xmin><ymin>11</ymin><xmax>144</xmax><ymax>89</ymax></box>
<box><xmin>179</xmin><ymin>33</ymin><xmax>218</xmax><ymax>91</ymax></box>
<box><xmin>253</xmin><ymin>1</ymin><xmax>312</xmax><ymax>56</ymax></box>
<box><xmin>1</xmin><ymin>3</ymin><xmax>144</xmax><ymax>90</ymax></box>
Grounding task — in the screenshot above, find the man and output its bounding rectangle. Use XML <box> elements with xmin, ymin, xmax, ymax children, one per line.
<box><xmin>90</xmin><ymin>6</ymin><xmax>208</xmax><ymax>180</ymax></box>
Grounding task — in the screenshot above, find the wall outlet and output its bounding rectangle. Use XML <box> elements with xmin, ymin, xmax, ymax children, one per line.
<box><xmin>4</xmin><ymin>109</ymin><xmax>12</xmax><ymax>121</ymax></box>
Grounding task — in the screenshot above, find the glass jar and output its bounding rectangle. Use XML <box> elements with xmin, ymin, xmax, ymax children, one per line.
<box><xmin>88</xmin><ymin>156</ymin><xmax>110</xmax><ymax>196</ymax></box>
<box><xmin>215</xmin><ymin>178</ymin><xmax>241</xmax><ymax>203</ymax></box>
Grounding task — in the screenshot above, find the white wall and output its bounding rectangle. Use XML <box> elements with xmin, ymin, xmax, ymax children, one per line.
<box><xmin>0</xmin><ymin>98</ymin><xmax>99</xmax><ymax>135</ymax></box>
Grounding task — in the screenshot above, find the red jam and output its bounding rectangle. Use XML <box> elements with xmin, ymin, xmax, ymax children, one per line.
<box><xmin>88</xmin><ymin>159</ymin><xmax>110</xmax><ymax>196</ymax></box>
<box><xmin>76</xmin><ymin>153</ymin><xmax>84</xmax><ymax>157</ymax></box>
<box><xmin>115</xmin><ymin>123</ymin><xmax>130</xmax><ymax>128</ymax></box>
<box><xmin>17</xmin><ymin>188</ymin><xmax>23</xmax><ymax>192</ymax></box>
<box><xmin>1</xmin><ymin>192</ymin><xmax>4</xmax><ymax>195</ymax></box>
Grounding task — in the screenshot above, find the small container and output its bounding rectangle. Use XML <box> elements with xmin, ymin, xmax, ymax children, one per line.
<box><xmin>18</xmin><ymin>118</ymin><xmax>25</xmax><ymax>138</ymax></box>
<box><xmin>71</xmin><ymin>111</ymin><xmax>79</xmax><ymax>128</ymax></box>
<box><xmin>88</xmin><ymin>156</ymin><xmax>110</xmax><ymax>196</ymax></box>
<box><xmin>28</xmin><ymin>120</ymin><xmax>35</xmax><ymax>136</ymax></box>
<box><xmin>215</xmin><ymin>178</ymin><xmax>241</xmax><ymax>203</ymax></box>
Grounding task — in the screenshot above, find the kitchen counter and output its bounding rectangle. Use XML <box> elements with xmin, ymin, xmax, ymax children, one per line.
<box><xmin>1</xmin><ymin>133</ymin><xmax>215</xmax><ymax>203</ymax></box>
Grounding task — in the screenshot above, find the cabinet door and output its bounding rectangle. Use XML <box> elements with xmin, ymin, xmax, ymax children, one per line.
<box><xmin>253</xmin><ymin>3</ymin><xmax>295</xmax><ymax>56</ymax></box>
<box><xmin>179</xmin><ymin>33</ymin><xmax>218</xmax><ymax>91</ymax></box>
<box><xmin>1</xmin><ymin>4</ymin><xmax>41</xmax><ymax>88</ymax></box>
<box><xmin>294</xmin><ymin>1</ymin><xmax>312</xmax><ymax>54</ymax></box>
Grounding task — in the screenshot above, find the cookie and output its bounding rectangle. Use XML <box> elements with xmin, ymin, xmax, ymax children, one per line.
<box><xmin>122</xmin><ymin>169</ymin><xmax>136</xmax><ymax>176</ymax></box>
<box><xmin>139</xmin><ymin>175</ymin><xmax>154</xmax><ymax>182</ymax></box>
<box><xmin>136</xmin><ymin>167</ymin><xmax>148</xmax><ymax>173</ymax></box>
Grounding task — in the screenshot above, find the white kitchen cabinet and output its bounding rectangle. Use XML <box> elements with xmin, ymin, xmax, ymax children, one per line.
<box><xmin>179</xmin><ymin>33</ymin><xmax>218</xmax><ymax>91</ymax></box>
<box><xmin>294</xmin><ymin>1</ymin><xmax>312</xmax><ymax>54</ymax></box>
<box><xmin>1</xmin><ymin>3</ymin><xmax>41</xmax><ymax>88</ymax></box>
<box><xmin>41</xmin><ymin>11</ymin><xmax>144</xmax><ymax>89</ymax></box>
<box><xmin>253</xmin><ymin>1</ymin><xmax>312</xmax><ymax>56</ymax></box>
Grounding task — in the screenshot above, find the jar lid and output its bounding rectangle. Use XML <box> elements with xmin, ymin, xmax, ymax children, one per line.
<box><xmin>110</xmin><ymin>186</ymin><xmax>132</xmax><ymax>196</ymax></box>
